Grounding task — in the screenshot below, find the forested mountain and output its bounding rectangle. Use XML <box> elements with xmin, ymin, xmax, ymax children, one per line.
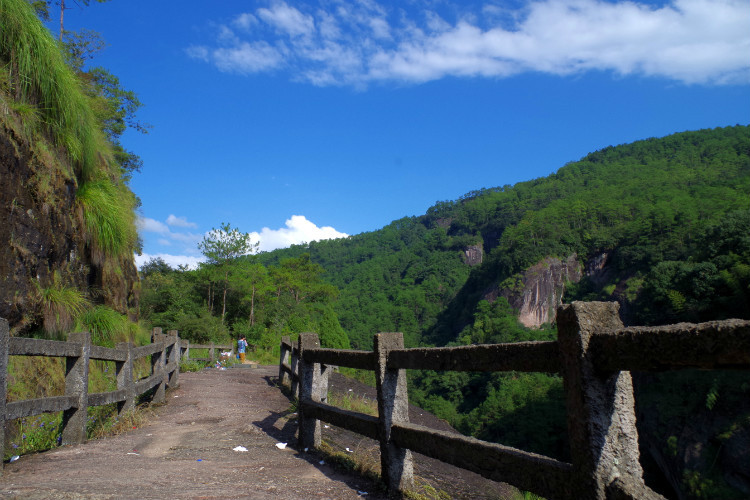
<box><xmin>260</xmin><ymin>125</ymin><xmax>750</xmax><ymax>350</ymax></box>
<box><xmin>139</xmin><ymin>120</ymin><xmax>748</xmax><ymax>498</ymax></box>
<box><xmin>254</xmin><ymin>125</ymin><xmax>750</xmax><ymax>499</ymax></box>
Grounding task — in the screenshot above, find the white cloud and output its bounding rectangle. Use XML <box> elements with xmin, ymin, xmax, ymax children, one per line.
<box><xmin>188</xmin><ymin>0</ymin><xmax>750</xmax><ymax>86</ymax></box>
<box><xmin>257</xmin><ymin>1</ymin><xmax>315</xmax><ymax>37</ymax></box>
<box><xmin>135</xmin><ymin>253</ymin><xmax>204</xmax><ymax>270</ymax></box>
<box><xmin>166</xmin><ymin>214</ymin><xmax>198</xmax><ymax>228</ymax></box>
<box><xmin>250</xmin><ymin>215</ymin><xmax>349</xmax><ymax>252</ymax></box>
<box><xmin>137</xmin><ymin>215</ymin><xmax>203</xmax><ymax>251</ymax></box>
<box><xmin>137</xmin><ymin>216</ymin><xmax>169</xmax><ymax>233</ymax></box>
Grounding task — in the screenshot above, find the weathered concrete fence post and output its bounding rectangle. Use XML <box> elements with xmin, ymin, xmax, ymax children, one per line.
<box><xmin>0</xmin><ymin>318</ymin><xmax>9</xmax><ymax>476</ymax></box>
<box><xmin>290</xmin><ymin>340</ymin><xmax>300</xmax><ymax>399</ymax></box>
<box><xmin>279</xmin><ymin>335</ymin><xmax>291</xmax><ymax>386</ymax></box>
<box><xmin>298</xmin><ymin>332</ymin><xmax>330</xmax><ymax>449</ymax></box>
<box><xmin>557</xmin><ymin>302</ymin><xmax>662</xmax><ymax>500</ymax></box>
<box><xmin>151</xmin><ymin>327</ymin><xmax>167</xmax><ymax>404</ymax></box>
<box><xmin>61</xmin><ymin>331</ymin><xmax>91</xmax><ymax>446</ymax></box>
<box><xmin>167</xmin><ymin>329</ymin><xmax>180</xmax><ymax>389</ymax></box>
<box><xmin>115</xmin><ymin>341</ymin><xmax>135</xmax><ymax>416</ymax></box>
<box><xmin>374</xmin><ymin>332</ymin><xmax>414</xmax><ymax>494</ymax></box>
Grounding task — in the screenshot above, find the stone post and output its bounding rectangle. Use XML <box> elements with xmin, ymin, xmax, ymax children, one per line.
<box><xmin>167</xmin><ymin>329</ymin><xmax>179</xmax><ymax>388</ymax></box>
<box><xmin>557</xmin><ymin>302</ymin><xmax>662</xmax><ymax>500</ymax></box>
<box><xmin>61</xmin><ymin>331</ymin><xmax>91</xmax><ymax>445</ymax></box>
<box><xmin>0</xmin><ymin>319</ymin><xmax>8</xmax><ymax>475</ymax></box>
<box><xmin>183</xmin><ymin>340</ymin><xmax>190</xmax><ymax>361</ymax></box>
<box><xmin>151</xmin><ymin>328</ymin><xmax>166</xmax><ymax>403</ymax></box>
<box><xmin>298</xmin><ymin>333</ymin><xmax>329</xmax><ymax>449</ymax></box>
<box><xmin>374</xmin><ymin>332</ymin><xmax>414</xmax><ymax>495</ymax></box>
<box><xmin>279</xmin><ymin>336</ymin><xmax>291</xmax><ymax>387</ymax></box>
<box><xmin>209</xmin><ymin>341</ymin><xmax>215</xmax><ymax>364</ymax></box>
<box><xmin>115</xmin><ymin>341</ymin><xmax>135</xmax><ymax>416</ymax></box>
<box><xmin>290</xmin><ymin>342</ymin><xmax>300</xmax><ymax>399</ymax></box>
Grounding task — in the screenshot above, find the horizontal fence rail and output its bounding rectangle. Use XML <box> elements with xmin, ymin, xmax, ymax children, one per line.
<box><xmin>180</xmin><ymin>341</ymin><xmax>233</xmax><ymax>364</ymax></box>
<box><xmin>278</xmin><ymin>301</ymin><xmax>750</xmax><ymax>500</ymax></box>
<box><xmin>0</xmin><ymin>320</ymin><xmax>183</xmax><ymax>476</ymax></box>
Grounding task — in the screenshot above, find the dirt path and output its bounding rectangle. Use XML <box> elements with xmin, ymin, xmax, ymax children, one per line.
<box><xmin>0</xmin><ymin>366</ymin><xmax>385</xmax><ymax>500</ymax></box>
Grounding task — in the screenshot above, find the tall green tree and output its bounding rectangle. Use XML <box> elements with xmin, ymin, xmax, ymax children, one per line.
<box><xmin>198</xmin><ymin>223</ymin><xmax>258</xmax><ymax>323</ymax></box>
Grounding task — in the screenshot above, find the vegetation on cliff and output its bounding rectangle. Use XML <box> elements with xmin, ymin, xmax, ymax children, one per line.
<box><xmin>0</xmin><ymin>0</ymin><xmax>142</xmax><ymax>337</ymax></box>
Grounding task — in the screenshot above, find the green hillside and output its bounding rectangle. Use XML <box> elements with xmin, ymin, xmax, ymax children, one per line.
<box><xmin>141</xmin><ymin>124</ymin><xmax>749</xmax><ymax>498</ymax></box>
<box><xmin>260</xmin><ymin>125</ymin><xmax>750</xmax><ymax>349</ymax></box>
<box><xmin>252</xmin><ymin>125</ymin><xmax>750</xmax><ymax>499</ymax></box>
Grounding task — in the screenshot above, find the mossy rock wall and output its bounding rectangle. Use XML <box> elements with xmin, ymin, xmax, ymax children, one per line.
<box><xmin>0</xmin><ymin>120</ymin><xmax>138</xmax><ymax>333</ymax></box>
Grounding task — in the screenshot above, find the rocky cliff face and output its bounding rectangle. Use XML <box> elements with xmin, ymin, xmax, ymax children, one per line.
<box><xmin>488</xmin><ymin>254</ymin><xmax>582</xmax><ymax>328</ymax></box>
<box><xmin>0</xmin><ymin>120</ymin><xmax>138</xmax><ymax>333</ymax></box>
<box><xmin>462</xmin><ymin>244</ymin><xmax>483</xmax><ymax>266</ymax></box>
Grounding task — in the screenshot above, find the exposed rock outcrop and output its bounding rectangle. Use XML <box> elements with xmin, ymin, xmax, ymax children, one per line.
<box><xmin>493</xmin><ymin>255</ymin><xmax>582</xmax><ymax>328</ymax></box>
<box><xmin>462</xmin><ymin>244</ymin><xmax>483</xmax><ymax>266</ymax></box>
<box><xmin>0</xmin><ymin>121</ymin><xmax>138</xmax><ymax>333</ymax></box>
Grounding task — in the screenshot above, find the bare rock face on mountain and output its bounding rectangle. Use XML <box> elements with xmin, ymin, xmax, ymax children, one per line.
<box><xmin>499</xmin><ymin>255</ymin><xmax>582</xmax><ymax>328</ymax></box>
<box><xmin>0</xmin><ymin>122</ymin><xmax>138</xmax><ymax>333</ymax></box>
<box><xmin>462</xmin><ymin>244</ymin><xmax>483</xmax><ymax>266</ymax></box>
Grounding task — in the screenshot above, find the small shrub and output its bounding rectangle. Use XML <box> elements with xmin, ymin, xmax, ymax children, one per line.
<box><xmin>77</xmin><ymin>305</ymin><xmax>129</xmax><ymax>347</ymax></box>
<box><xmin>35</xmin><ymin>272</ymin><xmax>89</xmax><ymax>337</ymax></box>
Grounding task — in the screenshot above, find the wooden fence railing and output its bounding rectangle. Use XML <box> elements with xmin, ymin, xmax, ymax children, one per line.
<box><xmin>0</xmin><ymin>319</ymin><xmax>182</xmax><ymax>476</ymax></box>
<box><xmin>278</xmin><ymin>301</ymin><xmax>750</xmax><ymax>500</ymax></box>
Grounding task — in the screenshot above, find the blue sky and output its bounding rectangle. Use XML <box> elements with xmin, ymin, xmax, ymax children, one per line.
<box><xmin>54</xmin><ymin>0</ymin><xmax>749</xmax><ymax>268</ymax></box>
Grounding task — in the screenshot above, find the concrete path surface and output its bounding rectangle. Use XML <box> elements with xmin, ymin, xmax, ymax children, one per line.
<box><xmin>0</xmin><ymin>366</ymin><xmax>384</xmax><ymax>500</ymax></box>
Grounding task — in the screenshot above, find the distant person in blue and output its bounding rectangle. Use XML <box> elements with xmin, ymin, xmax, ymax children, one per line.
<box><xmin>238</xmin><ymin>336</ymin><xmax>248</xmax><ymax>363</ymax></box>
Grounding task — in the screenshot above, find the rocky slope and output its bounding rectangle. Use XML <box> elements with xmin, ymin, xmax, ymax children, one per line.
<box><xmin>0</xmin><ymin>119</ymin><xmax>138</xmax><ymax>334</ymax></box>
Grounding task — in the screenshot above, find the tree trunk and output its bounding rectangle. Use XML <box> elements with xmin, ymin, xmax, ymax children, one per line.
<box><xmin>59</xmin><ymin>0</ymin><xmax>65</xmax><ymax>41</ymax></box>
<box><xmin>221</xmin><ymin>270</ymin><xmax>229</xmax><ymax>323</ymax></box>
<box><xmin>250</xmin><ymin>285</ymin><xmax>256</xmax><ymax>326</ymax></box>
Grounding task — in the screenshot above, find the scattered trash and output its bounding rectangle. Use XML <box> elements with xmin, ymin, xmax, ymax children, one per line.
<box><xmin>345</xmin><ymin>447</ymin><xmax>353</xmax><ymax>453</ymax></box>
<box><xmin>196</xmin><ymin>459</ymin><xmax>202</xmax><ymax>462</ymax></box>
<box><xmin>259</xmin><ymin>467</ymin><xmax>264</xmax><ymax>471</ymax></box>
<box><xmin>233</xmin><ymin>446</ymin><xmax>248</xmax><ymax>452</ymax></box>
<box><xmin>275</xmin><ymin>442</ymin><xmax>287</xmax><ymax>449</ymax></box>
<box><xmin>319</xmin><ymin>460</ymin><xmax>325</xmax><ymax>465</ymax></box>
<box><xmin>147</xmin><ymin>434</ymin><xmax>153</xmax><ymax>436</ymax></box>
<box><xmin>127</xmin><ymin>452</ymin><xmax>140</xmax><ymax>456</ymax></box>
<box><xmin>174</xmin><ymin>395</ymin><xmax>179</xmax><ymax>398</ymax></box>
<box><xmin>358</xmin><ymin>491</ymin><xmax>369</xmax><ymax>496</ymax></box>
<box><xmin>324</xmin><ymin>425</ymin><xmax>330</xmax><ymax>429</ymax></box>
<box><xmin>348</xmin><ymin>389</ymin><xmax>353</xmax><ymax>392</ymax></box>
<box><xmin>9</xmin><ymin>455</ymin><xmax>19</xmax><ymax>463</ymax></box>
<box><xmin>304</xmin><ymin>448</ymin><xmax>308</xmax><ymax>452</ymax></box>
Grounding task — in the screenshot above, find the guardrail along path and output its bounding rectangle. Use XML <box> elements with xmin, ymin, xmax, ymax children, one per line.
<box><xmin>0</xmin><ymin>366</ymin><xmax>382</xmax><ymax>499</ymax></box>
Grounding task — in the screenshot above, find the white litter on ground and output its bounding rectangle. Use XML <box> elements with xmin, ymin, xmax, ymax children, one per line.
<box><xmin>9</xmin><ymin>455</ymin><xmax>19</xmax><ymax>462</ymax></box>
<box><xmin>358</xmin><ymin>491</ymin><xmax>368</xmax><ymax>496</ymax></box>
<box><xmin>319</xmin><ymin>460</ymin><xmax>325</xmax><ymax>465</ymax></box>
<box><xmin>126</xmin><ymin>452</ymin><xmax>139</xmax><ymax>456</ymax></box>
<box><xmin>275</xmin><ymin>442</ymin><xmax>287</xmax><ymax>449</ymax></box>
<box><xmin>345</xmin><ymin>447</ymin><xmax>353</xmax><ymax>453</ymax></box>
<box><xmin>233</xmin><ymin>446</ymin><xmax>248</xmax><ymax>452</ymax></box>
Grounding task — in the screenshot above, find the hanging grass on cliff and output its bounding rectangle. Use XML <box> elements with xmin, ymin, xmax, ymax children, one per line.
<box><xmin>0</xmin><ymin>0</ymin><xmax>140</xmax><ymax>277</ymax></box>
<box><xmin>0</xmin><ymin>0</ymin><xmax>109</xmax><ymax>181</ymax></box>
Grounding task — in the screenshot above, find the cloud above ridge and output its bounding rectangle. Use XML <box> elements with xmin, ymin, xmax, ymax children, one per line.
<box><xmin>250</xmin><ymin>215</ymin><xmax>349</xmax><ymax>252</ymax></box>
<box><xmin>135</xmin><ymin>214</ymin><xmax>348</xmax><ymax>269</ymax></box>
<box><xmin>187</xmin><ymin>0</ymin><xmax>750</xmax><ymax>87</ymax></box>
